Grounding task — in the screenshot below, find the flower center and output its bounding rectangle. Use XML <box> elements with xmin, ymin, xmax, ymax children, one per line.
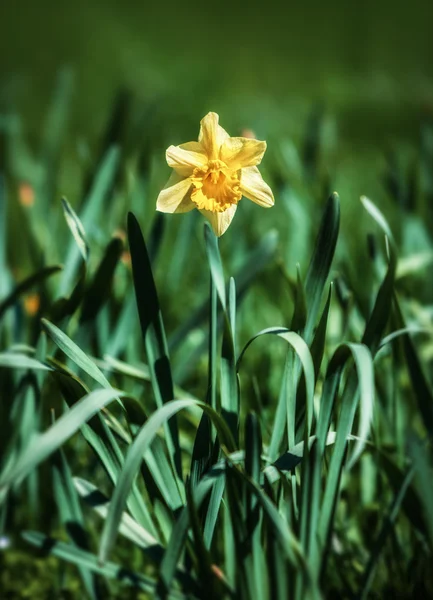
<box><xmin>190</xmin><ymin>159</ymin><xmax>242</xmax><ymax>213</ymax></box>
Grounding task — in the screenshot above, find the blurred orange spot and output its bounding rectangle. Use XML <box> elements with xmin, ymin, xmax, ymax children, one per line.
<box><xmin>19</xmin><ymin>182</ymin><xmax>35</xmax><ymax>207</ymax></box>
<box><xmin>241</xmin><ymin>128</ymin><xmax>257</xmax><ymax>139</ymax></box>
<box><xmin>211</xmin><ymin>564</ymin><xmax>226</xmax><ymax>581</ymax></box>
<box><xmin>24</xmin><ymin>293</ymin><xmax>40</xmax><ymax>316</ymax></box>
<box><xmin>121</xmin><ymin>251</ymin><xmax>131</xmax><ymax>266</ymax></box>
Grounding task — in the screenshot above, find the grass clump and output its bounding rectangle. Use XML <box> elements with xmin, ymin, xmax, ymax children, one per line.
<box><xmin>0</xmin><ymin>76</ymin><xmax>433</xmax><ymax>599</ymax></box>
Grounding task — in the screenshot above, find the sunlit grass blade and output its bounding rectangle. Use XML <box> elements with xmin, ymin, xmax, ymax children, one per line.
<box><xmin>99</xmin><ymin>399</ymin><xmax>236</xmax><ymax>564</ymax></box>
<box><xmin>0</xmin><ymin>353</ymin><xmax>52</xmax><ymax>371</ymax></box>
<box><xmin>41</xmin><ymin>318</ymin><xmax>113</xmax><ymax>390</ymax></box>
<box><xmin>74</xmin><ymin>477</ymin><xmax>162</xmax><ymax>553</ymax></box>
<box><xmin>0</xmin><ymin>388</ymin><xmax>124</xmax><ymax>493</ymax></box>
<box><xmin>360</xmin><ymin>195</ymin><xmax>397</xmax><ymax>250</ymax></box>
<box><xmin>59</xmin><ymin>146</ymin><xmax>120</xmax><ymax>295</ymax></box>
<box><xmin>237</xmin><ymin>327</ymin><xmax>315</xmax><ymax>457</ymax></box>
<box><xmin>61</xmin><ymin>197</ymin><xmax>89</xmax><ymax>262</ymax></box>
<box><xmin>22</xmin><ymin>531</ymin><xmax>187</xmax><ymax>598</ymax></box>
<box><xmin>51</xmin><ymin>370</ymin><xmax>156</xmax><ymax>534</ymax></box>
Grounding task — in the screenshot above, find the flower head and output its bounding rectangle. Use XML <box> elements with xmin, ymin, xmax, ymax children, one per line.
<box><xmin>156</xmin><ymin>112</ymin><xmax>274</xmax><ymax>236</ymax></box>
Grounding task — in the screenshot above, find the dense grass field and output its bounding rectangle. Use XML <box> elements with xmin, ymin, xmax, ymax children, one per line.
<box><xmin>1</xmin><ymin>5</ymin><xmax>433</xmax><ymax>594</ymax></box>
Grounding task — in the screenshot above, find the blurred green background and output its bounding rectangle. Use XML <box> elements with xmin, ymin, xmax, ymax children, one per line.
<box><xmin>2</xmin><ymin>0</ymin><xmax>433</xmax><ymax>271</ymax></box>
<box><xmin>1</xmin><ymin>0</ymin><xmax>433</xmax><ymax>138</ymax></box>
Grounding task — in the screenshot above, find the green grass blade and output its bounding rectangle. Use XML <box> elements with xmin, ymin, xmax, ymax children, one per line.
<box><xmin>74</xmin><ymin>477</ymin><xmax>161</xmax><ymax>551</ymax></box>
<box><xmin>41</xmin><ymin>318</ymin><xmax>113</xmax><ymax>390</ymax></box>
<box><xmin>127</xmin><ymin>211</ymin><xmax>183</xmax><ymax>492</ymax></box>
<box><xmin>317</xmin><ymin>343</ymin><xmax>375</xmax><ymax>574</ymax></box>
<box><xmin>304</xmin><ymin>192</ymin><xmax>340</xmax><ymax>343</ymax></box>
<box><xmin>237</xmin><ymin>327</ymin><xmax>315</xmax><ymax>447</ymax></box>
<box><xmin>22</xmin><ymin>531</ymin><xmax>185</xmax><ymax>598</ymax></box>
<box><xmin>0</xmin><ymin>353</ymin><xmax>52</xmax><ymax>371</ymax></box>
<box><xmin>169</xmin><ymin>230</ymin><xmax>278</xmax><ymax>354</ymax></box>
<box><xmin>393</xmin><ymin>298</ymin><xmax>433</xmax><ymax>435</ymax></box>
<box><xmin>309</xmin><ymin>284</ymin><xmax>332</xmax><ymax>380</ymax></box>
<box><xmin>99</xmin><ymin>399</ymin><xmax>236</xmax><ymax>563</ymax></box>
<box><xmin>80</xmin><ymin>237</ymin><xmax>123</xmax><ymax>324</ymax></box>
<box><xmin>358</xmin><ymin>466</ymin><xmax>415</xmax><ymax>599</ymax></box>
<box><xmin>204</xmin><ymin>223</ymin><xmax>227</xmax><ymax>309</ymax></box>
<box><xmin>0</xmin><ymin>388</ymin><xmax>123</xmax><ymax>492</ymax></box>
<box><xmin>61</xmin><ymin>197</ymin><xmax>89</xmax><ymax>262</ymax></box>
<box><xmin>53</xmin><ymin>451</ymin><xmax>101</xmax><ymax>599</ymax></box>
<box><xmin>59</xmin><ymin>146</ymin><xmax>120</xmax><ymax>295</ymax></box>
<box><xmin>291</xmin><ymin>263</ymin><xmax>307</xmax><ymax>332</ymax></box>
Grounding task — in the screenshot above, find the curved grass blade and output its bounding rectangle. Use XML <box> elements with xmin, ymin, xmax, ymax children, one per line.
<box><xmin>237</xmin><ymin>327</ymin><xmax>315</xmax><ymax>440</ymax></box>
<box><xmin>74</xmin><ymin>477</ymin><xmax>158</xmax><ymax>549</ymax></box>
<box><xmin>59</xmin><ymin>146</ymin><xmax>120</xmax><ymax>295</ymax></box>
<box><xmin>99</xmin><ymin>399</ymin><xmax>236</xmax><ymax>564</ymax></box>
<box><xmin>0</xmin><ymin>353</ymin><xmax>52</xmax><ymax>371</ymax></box>
<box><xmin>61</xmin><ymin>197</ymin><xmax>89</xmax><ymax>262</ymax></box>
<box><xmin>51</xmin><ymin>369</ymin><xmax>155</xmax><ymax>533</ymax></box>
<box><xmin>360</xmin><ymin>195</ymin><xmax>397</xmax><ymax>251</ymax></box>
<box><xmin>41</xmin><ymin>318</ymin><xmax>112</xmax><ymax>390</ymax></box>
<box><xmin>22</xmin><ymin>531</ymin><xmax>187</xmax><ymax>599</ymax></box>
<box><xmin>0</xmin><ymin>388</ymin><xmax>123</xmax><ymax>493</ymax></box>
<box><xmin>393</xmin><ymin>297</ymin><xmax>433</xmax><ymax>435</ymax></box>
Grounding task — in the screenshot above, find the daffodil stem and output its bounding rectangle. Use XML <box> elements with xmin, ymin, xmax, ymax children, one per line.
<box><xmin>207</xmin><ymin>274</ymin><xmax>218</xmax><ymax>412</ymax></box>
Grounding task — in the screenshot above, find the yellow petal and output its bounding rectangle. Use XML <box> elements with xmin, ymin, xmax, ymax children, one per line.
<box><xmin>220</xmin><ymin>137</ymin><xmax>267</xmax><ymax>170</ymax></box>
<box><xmin>199</xmin><ymin>204</ymin><xmax>237</xmax><ymax>237</ymax></box>
<box><xmin>166</xmin><ymin>144</ymin><xmax>208</xmax><ymax>177</ymax></box>
<box><xmin>240</xmin><ymin>167</ymin><xmax>274</xmax><ymax>207</ymax></box>
<box><xmin>156</xmin><ymin>172</ymin><xmax>194</xmax><ymax>214</ymax></box>
<box><xmin>198</xmin><ymin>112</ymin><xmax>230</xmax><ymax>160</ymax></box>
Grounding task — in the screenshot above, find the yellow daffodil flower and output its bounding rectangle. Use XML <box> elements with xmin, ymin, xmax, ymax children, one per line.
<box><xmin>156</xmin><ymin>112</ymin><xmax>274</xmax><ymax>236</ymax></box>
